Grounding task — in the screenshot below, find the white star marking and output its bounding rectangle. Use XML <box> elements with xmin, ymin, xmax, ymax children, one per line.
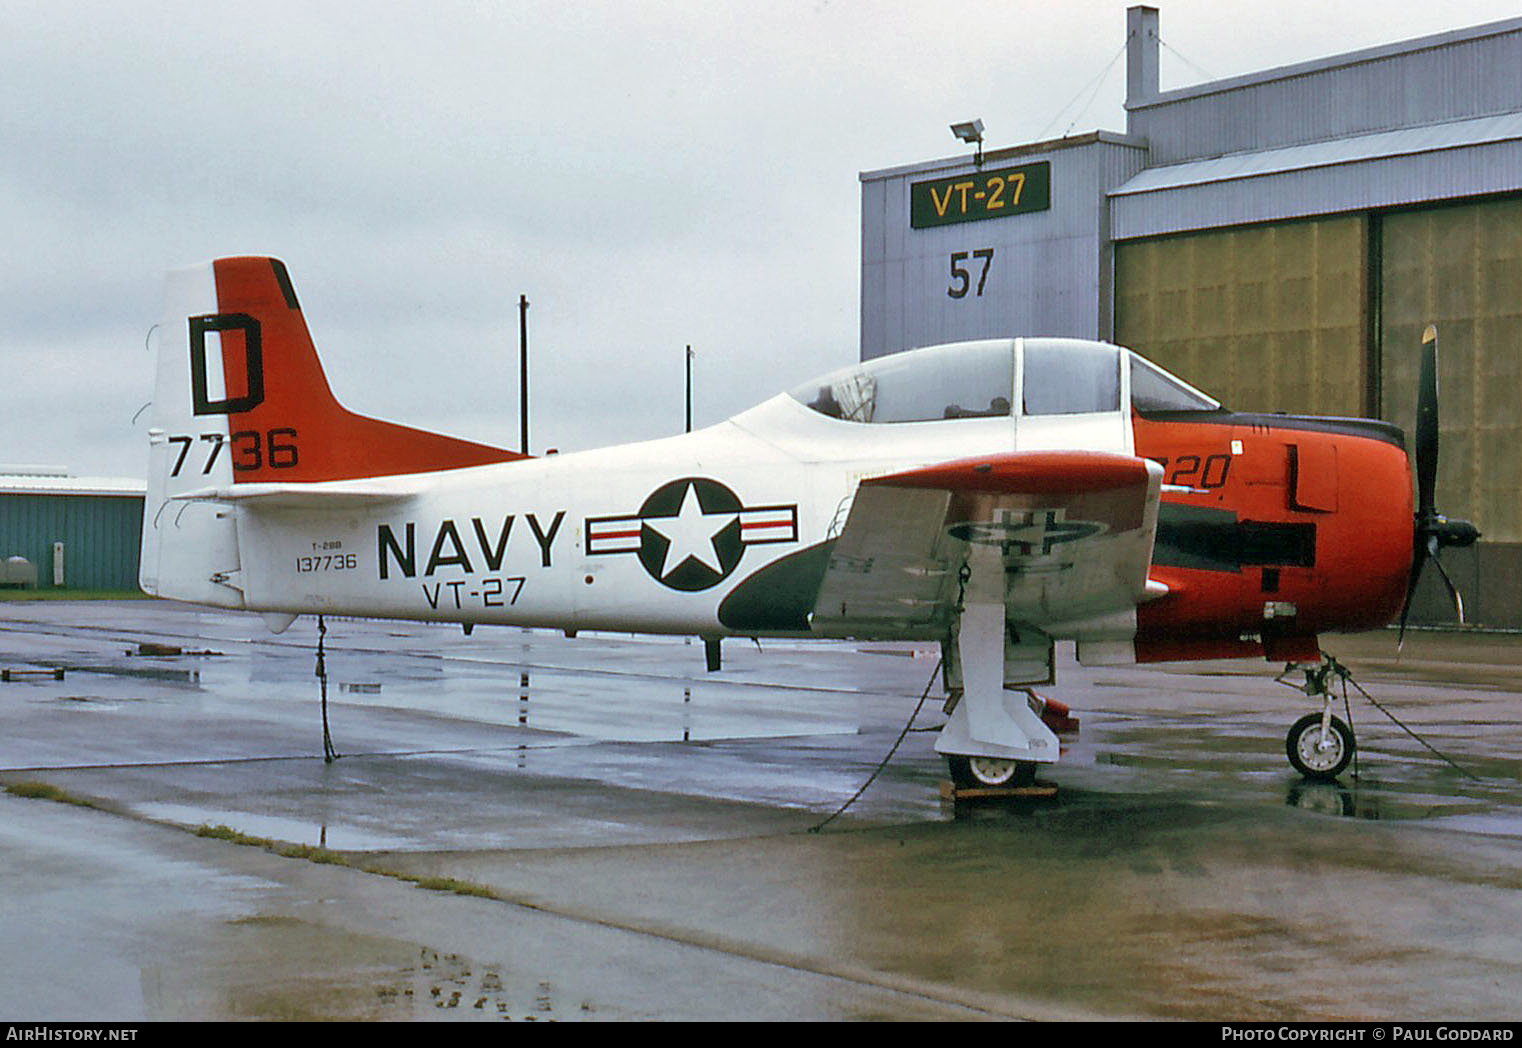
<box><xmin>646</xmin><ymin>482</ymin><xmax>736</xmax><ymax>579</ymax></box>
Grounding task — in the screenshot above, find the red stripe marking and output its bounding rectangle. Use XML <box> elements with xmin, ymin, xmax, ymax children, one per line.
<box><xmin>872</xmin><ymin>451</ymin><xmax>1150</xmax><ymax>495</ymax></box>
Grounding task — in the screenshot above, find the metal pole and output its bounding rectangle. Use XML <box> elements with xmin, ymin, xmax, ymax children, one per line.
<box><xmin>518</xmin><ymin>294</ymin><xmax>530</xmax><ymax>455</ymax></box>
<box><xmin>685</xmin><ymin>345</ymin><xmax>693</xmax><ymax>433</ymax></box>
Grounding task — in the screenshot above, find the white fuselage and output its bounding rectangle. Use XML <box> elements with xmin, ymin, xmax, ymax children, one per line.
<box><xmin>232</xmin><ymin>393</ymin><xmax>1040</xmax><ymax>637</ymax></box>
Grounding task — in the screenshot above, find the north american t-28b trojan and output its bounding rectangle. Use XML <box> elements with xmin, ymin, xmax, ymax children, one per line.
<box><xmin>140</xmin><ymin>257</ymin><xmax>1477</xmax><ymax>787</ymax></box>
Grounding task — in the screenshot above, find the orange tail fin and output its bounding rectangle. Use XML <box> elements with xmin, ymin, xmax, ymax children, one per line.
<box><xmin>196</xmin><ymin>256</ymin><xmax>525</xmax><ymax>483</ymax></box>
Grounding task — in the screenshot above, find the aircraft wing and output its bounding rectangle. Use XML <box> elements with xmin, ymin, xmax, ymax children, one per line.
<box><xmin>810</xmin><ymin>451</ymin><xmax>1164</xmax><ymax>641</ymax></box>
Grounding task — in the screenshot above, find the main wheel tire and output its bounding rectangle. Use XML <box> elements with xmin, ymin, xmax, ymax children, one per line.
<box><xmin>1286</xmin><ymin>713</ymin><xmax>1355</xmax><ymax>781</ymax></box>
<box><xmin>947</xmin><ymin>755</ymin><xmax>1038</xmax><ymax>789</ymax></box>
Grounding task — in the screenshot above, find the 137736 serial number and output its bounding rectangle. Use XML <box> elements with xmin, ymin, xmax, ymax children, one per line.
<box><xmin>296</xmin><ymin>554</ymin><xmax>359</xmax><ymax>573</ymax></box>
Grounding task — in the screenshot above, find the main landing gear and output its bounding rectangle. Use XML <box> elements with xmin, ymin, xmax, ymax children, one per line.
<box><xmin>1279</xmin><ymin>655</ymin><xmax>1356</xmax><ymax>782</ymax></box>
<box><xmin>940</xmin><ymin>693</ymin><xmax>1075</xmax><ymax>796</ymax></box>
<box><xmin>946</xmin><ymin>755</ymin><xmax>1038</xmax><ymax>789</ymax></box>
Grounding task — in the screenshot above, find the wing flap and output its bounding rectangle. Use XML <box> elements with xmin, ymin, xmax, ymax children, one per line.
<box><xmin>812</xmin><ymin>485</ymin><xmax>962</xmax><ymax>636</ymax></box>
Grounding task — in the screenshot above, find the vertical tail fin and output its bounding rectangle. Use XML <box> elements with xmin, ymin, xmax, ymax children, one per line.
<box><xmin>140</xmin><ymin>256</ymin><xmax>524</xmax><ymax>601</ymax></box>
<box><xmin>174</xmin><ymin>256</ymin><xmax>525</xmax><ymax>484</ymax></box>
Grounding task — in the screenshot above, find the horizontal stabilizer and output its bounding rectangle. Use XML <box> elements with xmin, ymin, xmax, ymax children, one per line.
<box><xmin>166</xmin><ymin>481</ymin><xmax>415</xmax><ymax>508</ymax></box>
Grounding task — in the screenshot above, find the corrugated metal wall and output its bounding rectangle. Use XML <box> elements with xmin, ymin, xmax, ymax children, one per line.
<box><xmin>1379</xmin><ymin>198</ymin><xmax>1522</xmax><ymax>544</ymax></box>
<box><xmin>1114</xmin><ymin>215</ymin><xmax>1367</xmax><ymax>418</ymax></box>
<box><xmin>1111</xmin><ymin>129</ymin><xmax>1522</xmax><ymax>242</ymax></box>
<box><xmin>0</xmin><ymin>494</ymin><xmax>144</xmax><ymax>590</ymax></box>
<box><xmin>1129</xmin><ymin>20</ymin><xmax>1522</xmax><ymax>165</ymax></box>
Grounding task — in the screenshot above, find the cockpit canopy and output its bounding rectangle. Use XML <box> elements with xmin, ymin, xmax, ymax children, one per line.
<box><xmin>790</xmin><ymin>338</ymin><xmax>1219</xmax><ymax>424</ymax></box>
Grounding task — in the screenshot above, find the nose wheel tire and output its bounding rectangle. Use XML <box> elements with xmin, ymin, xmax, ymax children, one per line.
<box><xmin>1286</xmin><ymin>713</ymin><xmax>1354</xmax><ymax>781</ymax></box>
<box><xmin>947</xmin><ymin>755</ymin><xmax>1038</xmax><ymax>789</ymax></box>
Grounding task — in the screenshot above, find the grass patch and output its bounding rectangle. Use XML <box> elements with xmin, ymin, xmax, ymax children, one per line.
<box><xmin>196</xmin><ymin>824</ymin><xmax>352</xmax><ymax>866</ymax></box>
<box><xmin>4</xmin><ymin>780</ymin><xmax>100</xmax><ymax>808</ymax></box>
<box><xmin>194</xmin><ymin>823</ymin><xmax>497</xmax><ymax>897</ymax></box>
<box><xmin>400</xmin><ymin>875</ymin><xmax>499</xmax><ymax>899</ymax></box>
<box><xmin>12</xmin><ymin>792</ymin><xmax>502</xmax><ymax>900</ymax></box>
<box><xmin>276</xmin><ymin>842</ymin><xmax>350</xmax><ymax>865</ymax></box>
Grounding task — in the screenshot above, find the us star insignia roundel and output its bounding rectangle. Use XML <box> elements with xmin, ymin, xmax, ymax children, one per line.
<box><xmin>948</xmin><ymin>508</ymin><xmax>1106</xmax><ymax>557</ymax></box>
<box><xmin>585</xmin><ymin>478</ymin><xmax>798</xmax><ymax>591</ymax></box>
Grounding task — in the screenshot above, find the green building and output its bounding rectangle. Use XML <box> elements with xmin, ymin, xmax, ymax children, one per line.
<box><xmin>0</xmin><ymin>468</ymin><xmax>146</xmax><ymax>592</ymax></box>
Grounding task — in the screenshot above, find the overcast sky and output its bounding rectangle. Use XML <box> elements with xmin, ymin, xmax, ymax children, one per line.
<box><xmin>4</xmin><ymin>0</ymin><xmax>1520</xmax><ymax>479</ymax></box>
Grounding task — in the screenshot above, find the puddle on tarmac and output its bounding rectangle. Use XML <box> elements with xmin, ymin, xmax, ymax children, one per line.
<box><xmin>40</xmin><ymin>694</ymin><xmax>126</xmax><ymax>710</ymax></box>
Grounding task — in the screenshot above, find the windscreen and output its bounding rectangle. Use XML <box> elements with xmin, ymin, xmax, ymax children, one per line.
<box><xmin>792</xmin><ymin>341</ymin><xmax>1014</xmax><ymax>423</ymax></box>
<box><xmin>1128</xmin><ymin>353</ymin><xmax>1221</xmax><ymax>413</ymax></box>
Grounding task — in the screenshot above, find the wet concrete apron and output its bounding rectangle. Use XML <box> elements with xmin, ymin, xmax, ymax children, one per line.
<box><xmin>1</xmin><ymin>602</ymin><xmax>1518</xmax><ymax>1020</ymax></box>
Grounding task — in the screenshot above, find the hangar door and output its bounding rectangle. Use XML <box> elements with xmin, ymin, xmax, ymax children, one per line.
<box><xmin>1114</xmin><ymin>216</ymin><xmax>1367</xmax><ymax>419</ymax></box>
<box><xmin>1379</xmin><ymin>200</ymin><xmax>1522</xmax><ymax>544</ymax></box>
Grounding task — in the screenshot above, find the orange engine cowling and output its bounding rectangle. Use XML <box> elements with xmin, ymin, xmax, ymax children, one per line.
<box><xmin>1132</xmin><ymin>414</ymin><xmax>1412</xmax><ymax>663</ymax></box>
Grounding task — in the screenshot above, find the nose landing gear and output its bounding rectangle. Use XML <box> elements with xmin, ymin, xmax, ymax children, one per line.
<box><xmin>1286</xmin><ymin>711</ymin><xmax>1355</xmax><ymax>781</ymax></box>
<box><xmin>1278</xmin><ymin>655</ymin><xmax>1357</xmax><ymax>782</ymax></box>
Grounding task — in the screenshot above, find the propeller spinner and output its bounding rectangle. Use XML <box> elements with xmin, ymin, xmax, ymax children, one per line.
<box><xmin>1399</xmin><ymin>325</ymin><xmax>1481</xmax><ymax>644</ymax></box>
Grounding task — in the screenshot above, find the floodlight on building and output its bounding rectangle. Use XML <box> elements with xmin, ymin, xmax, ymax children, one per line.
<box><xmin>950</xmin><ymin>119</ymin><xmax>985</xmax><ymax>167</ymax></box>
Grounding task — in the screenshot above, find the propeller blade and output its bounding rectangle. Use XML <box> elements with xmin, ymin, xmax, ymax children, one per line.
<box><xmin>1397</xmin><ymin>532</ymin><xmax>1438</xmax><ymax>649</ymax></box>
<box><xmin>1428</xmin><ymin>549</ymin><xmax>1466</xmax><ymax>626</ymax></box>
<box><xmin>1396</xmin><ymin>551</ymin><xmax>1424</xmax><ymax>650</ymax></box>
<box><xmin>1400</xmin><ymin>324</ymin><xmax>1480</xmax><ymax>645</ymax></box>
<box><xmin>1415</xmin><ymin>325</ymin><xmax>1439</xmax><ymax>520</ymax></box>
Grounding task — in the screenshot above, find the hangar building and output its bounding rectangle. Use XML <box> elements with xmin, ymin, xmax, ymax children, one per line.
<box><xmin>0</xmin><ymin>468</ymin><xmax>146</xmax><ymax>592</ymax></box>
<box><xmin>860</xmin><ymin>6</ymin><xmax>1522</xmax><ymax>627</ymax></box>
